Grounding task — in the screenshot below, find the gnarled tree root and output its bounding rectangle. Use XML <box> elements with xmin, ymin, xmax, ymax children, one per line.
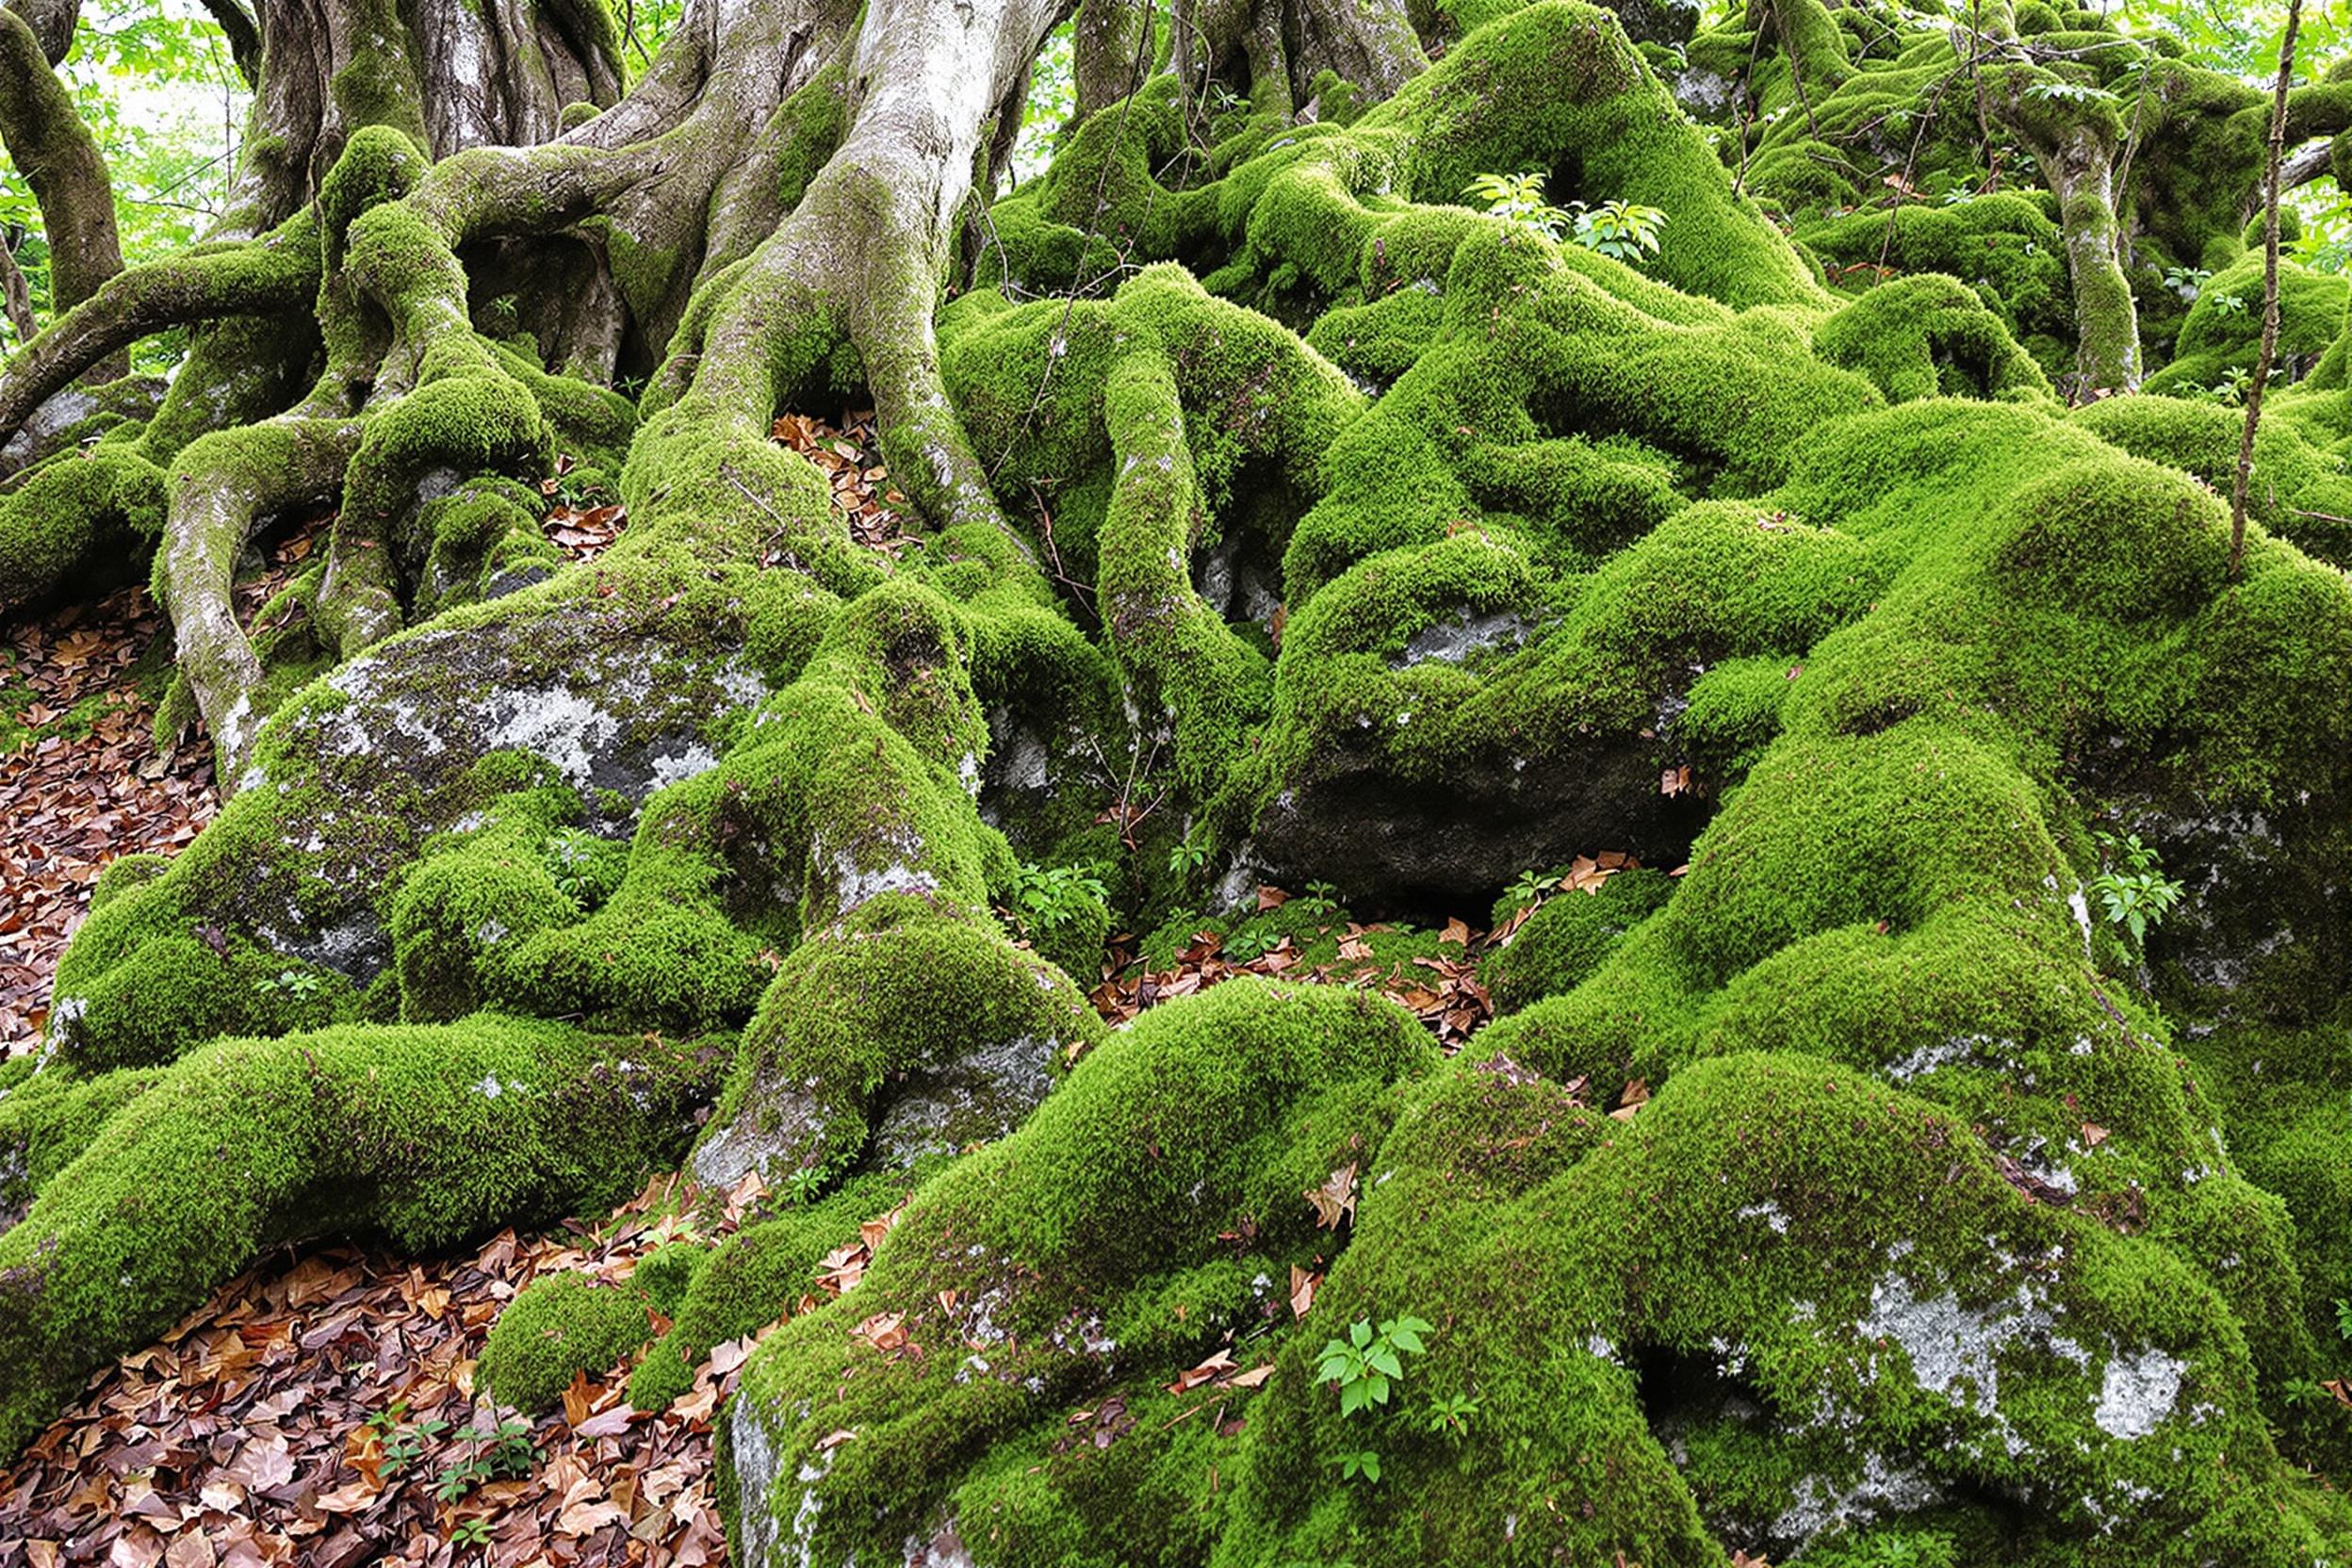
<box><xmin>0</xmin><ymin>1017</ymin><xmax>727</xmax><ymax>1456</ymax></box>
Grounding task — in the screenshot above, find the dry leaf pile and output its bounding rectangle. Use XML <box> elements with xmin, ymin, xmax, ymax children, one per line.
<box><xmin>770</xmin><ymin>411</ymin><xmax>907</xmax><ymax>556</ymax></box>
<box><xmin>0</xmin><ymin>584</ymin><xmax>220</xmax><ymax>1052</ymax></box>
<box><xmin>1086</xmin><ymin>883</ymin><xmax>1532</xmax><ymax>1052</ymax></box>
<box><xmin>0</xmin><ymin>1173</ymin><xmax>775</xmax><ymax>1568</ymax></box>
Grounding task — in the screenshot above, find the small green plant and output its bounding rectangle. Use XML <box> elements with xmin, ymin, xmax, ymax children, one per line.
<box><xmin>2163</xmin><ymin>264</ymin><xmax>2212</xmax><ymax>297</ymax></box>
<box><xmin>254</xmin><ymin>968</ymin><xmax>324</xmax><ymax>998</ymax></box>
<box><xmin>1297</xmin><ymin>881</ymin><xmax>1342</xmax><ymax>919</ymax></box>
<box><xmin>549</xmin><ymin>471</ymin><xmax>613</xmax><ymax>512</ymax></box>
<box><xmin>1168</xmin><ymin>836</ymin><xmax>1212</xmax><ymax>877</ymax></box>
<box><xmin>779</xmin><ymin>1154</ymin><xmax>848</xmax><ymax>1206</ymax></box>
<box><xmin>1463</xmin><ymin>170</ymin><xmax>1572</xmax><ymax>240</ymax></box>
<box><xmin>1329</xmin><ymin>1448</ymin><xmax>1383</xmax><ymax>1482</ymax></box>
<box><xmin>2090</xmin><ymin>831</ymin><xmax>2185</xmax><ymax>956</ymax></box>
<box><xmin>1316</xmin><ymin>1315</ymin><xmax>1432</xmax><ymax>1415</ymax></box>
<box><xmin>1423</xmin><ymin>1391</ymin><xmax>1478</xmax><ymax>1442</ymax></box>
<box><xmin>543</xmin><ymin>826</ymin><xmax>611</xmax><ymax>903</ymax></box>
<box><xmin>1005</xmin><ymin>860</ymin><xmax>1109</xmax><ymax>941</ymax></box>
<box><xmin>2212</xmin><ymin>291</ymin><xmax>2248</xmax><ymax>316</ymax></box>
<box><xmin>2333</xmin><ymin>1296</ymin><xmax>2352</xmax><ymax>1341</ymax></box>
<box><xmin>368</xmin><ymin>1402</ymin><xmax>443</xmax><ymax>1479</ymax></box>
<box><xmin>1569</xmin><ymin>199</ymin><xmax>1669</xmax><ymax>264</ymax></box>
<box><xmin>448</xmin><ymin>1515</ymin><xmax>495</xmax><ymax>1545</ymax></box>
<box><xmin>1506</xmin><ymin>868</ymin><xmax>1563</xmax><ymax>908</ymax></box>
<box><xmin>1224</xmin><ymin>925</ymin><xmax>1282</xmax><ymax>962</ymax></box>
<box><xmin>2022</xmin><ymin>77</ymin><xmax>2117</xmax><ymax>104</ymax></box>
<box><xmin>430</xmin><ymin>1418</ymin><xmax>539</xmax><ymax>1506</ymax></box>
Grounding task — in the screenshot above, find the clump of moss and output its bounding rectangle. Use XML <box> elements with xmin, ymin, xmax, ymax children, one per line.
<box><xmin>0</xmin><ymin>449</ymin><xmax>169</xmax><ymax>616</ymax></box>
<box><xmin>2145</xmin><ymin>254</ymin><xmax>2348</xmax><ymax>398</ymax></box>
<box><xmin>694</xmin><ymin>897</ymin><xmax>1106</xmax><ymax>1187</ymax></box>
<box><xmin>1482</xmin><ymin>865</ymin><xmax>1675</xmax><ymax>1011</ymax></box>
<box><xmin>479</xmin><ymin>1270</ymin><xmax>662</xmax><ymax>1413</ymax></box>
<box><xmin>627</xmin><ymin>1167</ymin><xmax>916</xmax><ymax>1412</ymax></box>
<box><xmin>0</xmin><ymin>1017</ymin><xmax>726</xmax><ymax>1456</ymax></box>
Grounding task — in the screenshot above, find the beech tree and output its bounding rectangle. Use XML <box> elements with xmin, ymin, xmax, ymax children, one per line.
<box><xmin>7</xmin><ymin>0</ymin><xmax>2352</xmax><ymax>1561</ymax></box>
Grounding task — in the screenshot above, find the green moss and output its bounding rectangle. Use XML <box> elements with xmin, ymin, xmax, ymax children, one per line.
<box><xmin>2069</xmin><ymin>390</ymin><xmax>2352</xmax><ymax>565</ymax></box>
<box><xmin>0</xmin><ymin>449</ymin><xmax>169</xmax><ymax>614</ymax></box>
<box><xmin>698</xmin><ymin>897</ymin><xmax>1105</xmax><ymax>1184</ymax></box>
<box><xmin>1813</xmin><ymin>273</ymin><xmax>2053</xmax><ymax>403</ymax></box>
<box><xmin>317</xmin><ymin>125</ymin><xmax>426</xmax><ymax>270</ymax></box>
<box><xmin>722</xmin><ymin>978</ymin><xmax>1435</xmax><ymax>1561</ymax></box>
<box><xmin>1482</xmin><ymin>865</ymin><xmax>1674</xmax><ymax>1011</ymax></box>
<box><xmin>0</xmin><ymin>1017</ymin><xmax>724</xmax><ymax>1456</ymax></box>
<box><xmin>627</xmin><ymin>1168</ymin><xmax>917</xmax><ymax>1411</ymax></box>
<box><xmin>629</xmin><ymin>1239</ymin><xmax>709</xmax><ymax>1315</ymax></box>
<box><xmin>2145</xmin><ymin>254</ymin><xmax>2350</xmax><ymax>398</ymax></box>
<box><xmin>478</xmin><ymin>1270</ymin><xmax>662</xmax><ymax>1413</ymax></box>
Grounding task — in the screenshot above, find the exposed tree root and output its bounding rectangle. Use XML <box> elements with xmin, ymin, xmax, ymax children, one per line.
<box><xmin>10</xmin><ymin>0</ymin><xmax>2352</xmax><ymax>1562</ymax></box>
<box><xmin>0</xmin><ymin>1018</ymin><xmax>727</xmax><ymax>1457</ymax></box>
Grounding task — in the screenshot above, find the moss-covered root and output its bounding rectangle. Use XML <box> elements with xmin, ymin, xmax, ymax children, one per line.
<box><xmin>0</xmin><ymin>446</ymin><xmax>169</xmax><ymax>618</ymax></box>
<box><xmin>154</xmin><ymin>416</ymin><xmax>365</xmax><ymax>776</ymax></box>
<box><xmin>0</xmin><ymin>1016</ymin><xmax>727</xmax><ymax>1459</ymax></box>
<box><xmin>0</xmin><ymin>210</ymin><xmax>320</xmax><ymax>455</ymax></box>
<box><xmin>1226</xmin><ymin>1051</ymin><xmax>2342</xmax><ymax>1566</ymax></box>
<box><xmin>720</xmin><ymin>978</ymin><xmax>1437</xmax><ymax>1565</ymax></box>
<box><xmin>627</xmin><ymin>1169</ymin><xmax>913</xmax><ymax>1413</ymax></box>
<box><xmin>688</xmin><ymin>897</ymin><xmax>1108</xmax><ymax>1189</ymax></box>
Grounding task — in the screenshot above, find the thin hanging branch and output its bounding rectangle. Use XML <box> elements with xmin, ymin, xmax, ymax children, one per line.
<box><xmin>2230</xmin><ymin>0</ymin><xmax>2303</xmax><ymax>580</ymax></box>
<box><xmin>0</xmin><ymin>227</ymin><xmax>33</xmax><ymax>343</ymax></box>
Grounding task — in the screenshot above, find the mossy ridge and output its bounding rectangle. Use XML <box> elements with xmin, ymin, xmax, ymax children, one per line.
<box><xmin>722</xmin><ymin>979</ymin><xmax>1437</xmax><ymax>1563</ymax></box>
<box><xmin>984</xmin><ymin>3</ymin><xmax>1822</xmax><ymax>318</ymax></box>
<box><xmin>707</xmin><ymin>383</ymin><xmax>2352</xmax><ymax>1558</ymax></box>
<box><xmin>0</xmin><ymin>1016</ymin><xmax>726</xmax><ymax>1458</ymax></box>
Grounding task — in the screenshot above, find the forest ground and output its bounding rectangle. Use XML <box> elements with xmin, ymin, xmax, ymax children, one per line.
<box><xmin>0</xmin><ymin>411</ymin><xmax>1548</xmax><ymax>1565</ymax></box>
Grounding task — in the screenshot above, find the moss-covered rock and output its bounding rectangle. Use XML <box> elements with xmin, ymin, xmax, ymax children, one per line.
<box><xmin>479</xmin><ymin>1270</ymin><xmax>663</xmax><ymax>1413</ymax></box>
<box><xmin>692</xmin><ymin>898</ymin><xmax>1106</xmax><ymax>1188</ymax></box>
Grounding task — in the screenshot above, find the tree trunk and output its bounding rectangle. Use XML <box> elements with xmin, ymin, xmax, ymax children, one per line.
<box><xmin>0</xmin><ymin>6</ymin><xmax>123</xmax><ymax>330</ymax></box>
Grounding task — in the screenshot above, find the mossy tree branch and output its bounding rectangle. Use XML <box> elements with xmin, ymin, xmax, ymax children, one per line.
<box><xmin>0</xmin><ymin>215</ymin><xmax>319</xmax><ymax>454</ymax></box>
<box><xmin>0</xmin><ymin>7</ymin><xmax>122</xmax><ymax>334</ymax></box>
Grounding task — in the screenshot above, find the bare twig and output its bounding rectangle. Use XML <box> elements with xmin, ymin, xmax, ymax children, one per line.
<box><xmin>2230</xmin><ymin>0</ymin><xmax>2303</xmax><ymax>580</ymax></box>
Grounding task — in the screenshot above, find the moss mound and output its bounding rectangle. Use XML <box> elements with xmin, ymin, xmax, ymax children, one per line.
<box><xmin>478</xmin><ymin>1271</ymin><xmax>663</xmax><ymax>1413</ymax></box>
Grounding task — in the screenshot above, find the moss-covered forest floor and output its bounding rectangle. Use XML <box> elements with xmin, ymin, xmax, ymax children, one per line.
<box><xmin>0</xmin><ymin>414</ymin><xmax>1565</xmax><ymax>1565</ymax></box>
<box><xmin>0</xmin><ymin>874</ymin><xmax>1531</xmax><ymax>1568</ymax></box>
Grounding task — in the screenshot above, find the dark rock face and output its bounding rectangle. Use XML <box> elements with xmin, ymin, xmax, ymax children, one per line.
<box><xmin>2134</xmin><ymin>789</ymin><xmax>2348</xmax><ymax>1024</ymax></box>
<box><xmin>1251</xmin><ymin>724</ymin><xmax>1705</xmax><ymax>910</ymax></box>
<box><xmin>1606</xmin><ymin>0</ymin><xmax>1698</xmax><ymax>46</ymax></box>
